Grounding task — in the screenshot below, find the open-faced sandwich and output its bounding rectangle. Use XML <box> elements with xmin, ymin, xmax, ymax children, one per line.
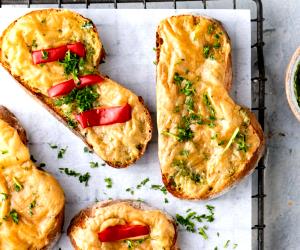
<box><xmin>0</xmin><ymin>106</ymin><xmax>65</xmax><ymax>249</ymax></box>
<box><xmin>0</xmin><ymin>9</ymin><xmax>152</xmax><ymax>168</ymax></box>
<box><xmin>156</xmin><ymin>15</ymin><xmax>265</xmax><ymax>200</ymax></box>
<box><xmin>68</xmin><ymin>199</ymin><xmax>178</xmax><ymax>249</ymax></box>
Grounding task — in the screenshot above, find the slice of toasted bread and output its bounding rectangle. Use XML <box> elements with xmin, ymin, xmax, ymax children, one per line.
<box><xmin>0</xmin><ymin>105</ymin><xmax>65</xmax><ymax>249</ymax></box>
<box><xmin>0</xmin><ymin>9</ymin><xmax>152</xmax><ymax>168</ymax></box>
<box><xmin>156</xmin><ymin>15</ymin><xmax>265</xmax><ymax>200</ymax></box>
<box><xmin>68</xmin><ymin>199</ymin><xmax>178</xmax><ymax>250</ymax></box>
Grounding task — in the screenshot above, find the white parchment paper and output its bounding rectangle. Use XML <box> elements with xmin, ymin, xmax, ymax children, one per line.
<box><xmin>0</xmin><ymin>9</ymin><xmax>251</xmax><ymax>250</ymax></box>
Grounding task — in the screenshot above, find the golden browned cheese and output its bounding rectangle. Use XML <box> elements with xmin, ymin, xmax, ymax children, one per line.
<box><xmin>0</xmin><ymin>9</ymin><xmax>152</xmax><ymax>167</ymax></box>
<box><xmin>69</xmin><ymin>202</ymin><xmax>176</xmax><ymax>250</ymax></box>
<box><xmin>157</xmin><ymin>15</ymin><xmax>262</xmax><ymax>199</ymax></box>
<box><xmin>0</xmin><ymin>119</ymin><xmax>65</xmax><ymax>249</ymax></box>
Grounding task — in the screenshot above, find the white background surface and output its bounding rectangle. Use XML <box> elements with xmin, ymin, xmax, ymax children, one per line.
<box><xmin>0</xmin><ymin>9</ymin><xmax>251</xmax><ymax>250</ymax></box>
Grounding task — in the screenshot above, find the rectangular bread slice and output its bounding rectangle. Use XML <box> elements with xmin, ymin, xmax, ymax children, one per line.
<box><xmin>156</xmin><ymin>15</ymin><xmax>265</xmax><ymax>200</ymax></box>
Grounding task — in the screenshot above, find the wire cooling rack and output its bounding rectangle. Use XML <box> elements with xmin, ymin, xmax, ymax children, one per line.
<box><xmin>0</xmin><ymin>0</ymin><xmax>267</xmax><ymax>249</ymax></box>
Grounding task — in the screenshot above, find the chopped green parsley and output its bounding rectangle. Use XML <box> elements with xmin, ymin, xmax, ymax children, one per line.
<box><xmin>54</xmin><ymin>85</ymin><xmax>99</xmax><ymax>112</ymax></box>
<box><xmin>136</xmin><ymin>178</ymin><xmax>149</xmax><ymax>189</ymax></box>
<box><xmin>31</xmin><ymin>39</ymin><xmax>38</xmax><ymax>49</ymax></box>
<box><xmin>203</xmin><ymin>45</ymin><xmax>210</xmax><ymax>58</ymax></box>
<box><xmin>9</xmin><ymin>209</ymin><xmax>19</xmax><ymax>224</ymax></box>
<box><xmin>39</xmin><ymin>162</ymin><xmax>46</xmax><ymax>168</ymax></box>
<box><xmin>79</xmin><ymin>173</ymin><xmax>91</xmax><ymax>185</ymax></box>
<box><xmin>203</xmin><ymin>93</ymin><xmax>216</xmax><ymax>121</ymax></box>
<box><xmin>89</xmin><ymin>162</ymin><xmax>99</xmax><ymax>168</ymax></box>
<box><xmin>235</xmin><ymin>132</ymin><xmax>248</xmax><ymax>152</ymax></box>
<box><xmin>126</xmin><ymin>187</ymin><xmax>134</xmax><ymax>195</ymax></box>
<box><xmin>198</xmin><ymin>226</ymin><xmax>208</xmax><ymax>240</ymax></box>
<box><xmin>13</xmin><ymin>177</ymin><xmax>23</xmax><ymax>192</ymax></box>
<box><xmin>59</xmin><ymin>168</ymin><xmax>90</xmax><ymax>186</ymax></box>
<box><xmin>176</xmin><ymin>205</ymin><xmax>215</xmax><ymax>239</ymax></box>
<box><xmin>180</xmin><ymin>149</ymin><xmax>190</xmax><ymax>157</ymax></box>
<box><xmin>29</xmin><ymin>200</ymin><xmax>36</xmax><ymax>216</ymax></box>
<box><xmin>172</xmin><ymin>159</ymin><xmax>202</xmax><ymax>183</ymax></box>
<box><xmin>67</xmin><ymin>118</ymin><xmax>78</xmax><ymax>129</ymax></box>
<box><xmin>104</xmin><ymin>177</ymin><xmax>112</xmax><ymax>188</ymax></box>
<box><xmin>82</xmin><ymin>21</ymin><xmax>93</xmax><ymax>29</ymax></box>
<box><xmin>124</xmin><ymin>238</ymin><xmax>147</xmax><ymax>249</ymax></box>
<box><xmin>150</xmin><ymin>184</ymin><xmax>167</xmax><ymax>195</ymax></box>
<box><xmin>48</xmin><ymin>143</ymin><xmax>58</xmax><ymax>149</ymax></box>
<box><xmin>30</xmin><ymin>155</ymin><xmax>37</xmax><ymax>163</ymax></box>
<box><xmin>163</xmin><ymin>73</ymin><xmax>204</xmax><ymax>142</ymax></box>
<box><xmin>224</xmin><ymin>240</ymin><xmax>230</xmax><ymax>248</ymax></box>
<box><xmin>41</xmin><ymin>50</ymin><xmax>48</xmax><ymax>60</ymax></box>
<box><xmin>0</xmin><ymin>193</ymin><xmax>8</xmax><ymax>201</ymax></box>
<box><xmin>208</xmin><ymin>24</ymin><xmax>215</xmax><ymax>34</ymax></box>
<box><xmin>84</xmin><ymin>146</ymin><xmax>93</xmax><ymax>153</ymax></box>
<box><xmin>60</xmin><ymin>51</ymin><xmax>81</xmax><ymax>81</ymax></box>
<box><xmin>58</xmin><ymin>147</ymin><xmax>67</xmax><ymax>159</ymax></box>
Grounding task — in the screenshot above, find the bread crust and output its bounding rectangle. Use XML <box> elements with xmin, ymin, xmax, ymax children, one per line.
<box><xmin>0</xmin><ymin>105</ymin><xmax>65</xmax><ymax>249</ymax></box>
<box><xmin>67</xmin><ymin>199</ymin><xmax>178</xmax><ymax>250</ymax></box>
<box><xmin>0</xmin><ymin>106</ymin><xmax>27</xmax><ymax>145</ymax></box>
<box><xmin>157</xmin><ymin>15</ymin><xmax>265</xmax><ymax>200</ymax></box>
<box><xmin>0</xmin><ymin>9</ymin><xmax>152</xmax><ymax>168</ymax></box>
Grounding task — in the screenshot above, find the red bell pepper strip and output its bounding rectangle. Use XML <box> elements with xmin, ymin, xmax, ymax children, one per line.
<box><xmin>75</xmin><ymin>104</ymin><xmax>132</xmax><ymax>128</ymax></box>
<box><xmin>32</xmin><ymin>45</ymin><xmax>67</xmax><ymax>64</ymax></box>
<box><xmin>67</xmin><ymin>42</ymin><xmax>86</xmax><ymax>58</ymax></box>
<box><xmin>77</xmin><ymin>74</ymin><xmax>104</xmax><ymax>89</ymax></box>
<box><xmin>32</xmin><ymin>42</ymin><xmax>86</xmax><ymax>64</ymax></box>
<box><xmin>48</xmin><ymin>79</ymin><xmax>76</xmax><ymax>97</ymax></box>
<box><xmin>98</xmin><ymin>224</ymin><xmax>150</xmax><ymax>242</ymax></box>
<box><xmin>47</xmin><ymin>74</ymin><xmax>104</xmax><ymax>97</ymax></box>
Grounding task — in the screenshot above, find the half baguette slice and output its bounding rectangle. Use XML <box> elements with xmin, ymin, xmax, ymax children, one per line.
<box><xmin>67</xmin><ymin>199</ymin><xmax>178</xmax><ymax>250</ymax></box>
<box><xmin>0</xmin><ymin>9</ymin><xmax>152</xmax><ymax>168</ymax></box>
<box><xmin>0</xmin><ymin>106</ymin><xmax>65</xmax><ymax>249</ymax></box>
<box><xmin>156</xmin><ymin>15</ymin><xmax>265</xmax><ymax>200</ymax></box>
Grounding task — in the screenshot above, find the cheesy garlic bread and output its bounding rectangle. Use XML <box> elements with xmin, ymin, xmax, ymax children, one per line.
<box><xmin>68</xmin><ymin>199</ymin><xmax>178</xmax><ymax>250</ymax></box>
<box><xmin>156</xmin><ymin>15</ymin><xmax>265</xmax><ymax>199</ymax></box>
<box><xmin>0</xmin><ymin>106</ymin><xmax>65</xmax><ymax>249</ymax></box>
<box><xmin>0</xmin><ymin>9</ymin><xmax>152</xmax><ymax>168</ymax></box>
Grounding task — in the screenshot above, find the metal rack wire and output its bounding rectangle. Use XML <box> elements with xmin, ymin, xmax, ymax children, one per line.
<box><xmin>0</xmin><ymin>0</ymin><xmax>267</xmax><ymax>249</ymax></box>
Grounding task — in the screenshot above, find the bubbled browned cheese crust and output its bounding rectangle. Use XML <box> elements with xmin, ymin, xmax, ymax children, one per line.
<box><xmin>156</xmin><ymin>15</ymin><xmax>265</xmax><ymax>200</ymax></box>
<box><xmin>0</xmin><ymin>106</ymin><xmax>65</xmax><ymax>249</ymax></box>
<box><xmin>0</xmin><ymin>9</ymin><xmax>152</xmax><ymax>168</ymax></box>
<box><xmin>68</xmin><ymin>200</ymin><xmax>178</xmax><ymax>250</ymax></box>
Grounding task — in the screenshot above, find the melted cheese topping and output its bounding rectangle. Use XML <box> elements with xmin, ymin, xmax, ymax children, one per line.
<box><xmin>0</xmin><ymin>119</ymin><xmax>65</xmax><ymax>249</ymax></box>
<box><xmin>0</xmin><ymin>9</ymin><xmax>151</xmax><ymax>166</ymax></box>
<box><xmin>157</xmin><ymin>15</ymin><xmax>261</xmax><ymax>199</ymax></box>
<box><xmin>70</xmin><ymin>202</ymin><xmax>176</xmax><ymax>250</ymax></box>
<box><xmin>84</xmin><ymin>80</ymin><xmax>151</xmax><ymax>164</ymax></box>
